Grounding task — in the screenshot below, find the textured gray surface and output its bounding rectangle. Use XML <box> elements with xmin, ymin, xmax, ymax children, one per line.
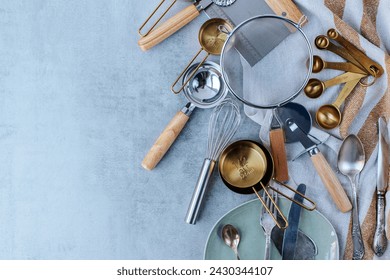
<box><xmin>0</xmin><ymin>0</ymin><xmax>261</xmax><ymax>259</ymax></box>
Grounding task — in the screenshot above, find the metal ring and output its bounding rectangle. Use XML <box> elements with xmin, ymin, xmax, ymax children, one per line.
<box><xmin>359</xmin><ymin>68</ymin><xmax>377</xmax><ymax>87</ymax></box>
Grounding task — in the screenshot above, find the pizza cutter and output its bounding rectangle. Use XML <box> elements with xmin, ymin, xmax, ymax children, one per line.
<box><xmin>276</xmin><ymin>103</ymin><xmax>352</xmax><ymax>213</ymax></box>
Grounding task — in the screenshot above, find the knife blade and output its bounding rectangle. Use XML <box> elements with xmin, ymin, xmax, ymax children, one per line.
<box><xmin>373</xmin><ymin>117</ymin><xmax>389</xmax><ymax>256</ymax></box>
<box><xmin>282</xmin><ymin>183</ymin><xmax>306</xmax><ymax>260</ymax></box>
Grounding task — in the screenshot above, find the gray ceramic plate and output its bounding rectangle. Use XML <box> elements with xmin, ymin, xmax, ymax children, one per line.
<box><xmin>204</xmin><ymin>198</ymin><xmax>339</xmax><ymax>260</ymax></box>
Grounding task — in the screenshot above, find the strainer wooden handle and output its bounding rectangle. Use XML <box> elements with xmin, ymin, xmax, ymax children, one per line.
<box><xmin>138</xmin><ymin>5</ymin><xmax>200</xmax><ymax>51</ymax></box>
<box><xmin>142</xmin><ymin>110</ymin><xmax>190</xmax><ymax>170</ymax></box>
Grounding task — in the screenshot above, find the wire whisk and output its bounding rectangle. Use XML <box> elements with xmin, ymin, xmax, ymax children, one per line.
<box><xmin>185</xmin><ymin>98</ymin><xmax>241</xmax><ymax>224</ymax></box>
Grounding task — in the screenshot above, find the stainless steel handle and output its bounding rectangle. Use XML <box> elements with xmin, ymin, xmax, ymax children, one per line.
<box><xmin>264</xmin><ymin>235</ymin><xmax>271</xmax><ymax>260</ymax></box>
<box><xmin>351</xmin><ymin>176</ymin><xmax>364</xmax><ymax>260</ymax></box>
<box><xmin>185</xmin><ymin>159</ymin><xmax>215</xmax><ymax>224</ymax></box>
<box><xmin>373</xmin><ymin>193</ymin><xmax>387</xmax><ymax>256</ymax></box>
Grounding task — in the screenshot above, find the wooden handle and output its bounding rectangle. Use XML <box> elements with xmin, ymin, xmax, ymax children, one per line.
<box><xmin>310</xmin><ymin>151</ymin><xmax>352</xmax><ymax>212</ymax></box>
<box><xmin>269</xmin><ymin>128</ymin><xmax>289</xmax><ymax>182</ymax></box>
<box><xmin>138</xmin><ymin>5</ymin><xmax>200</xmax><ymax>51</ymax></box>
<box><xmin>142</xmin><ymin>111</ymin><xmax>190</xmax><ymax>170</ymax></box>
<box><xmin>265</xmin><ymin>0</ymin><xmax>306</xmax><ymax>26</ymax></box>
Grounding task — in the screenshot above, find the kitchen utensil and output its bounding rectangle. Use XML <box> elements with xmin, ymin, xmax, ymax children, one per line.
<box><xmin>171</xmin><ymin>18</ymin><xmax>233</xmax><ymax>94</ymax></box>
<box><xmin>260</xmin><ymin>189</ymin><xmax>277</xmax><ymax>260</ymax></box>
<box><xmin>185</xmin><ymin>98</ymin><xmax>240</xmax><ymax>224</ymax></box>
<box><xmin>138</xmin><ymin>0</ymin><xmax>306</xmax><ymax>51</ymax></box>
<box><xmin>282</xmin><ymin>183</ymin><xmax>306</xmax><ymax>260</ymax></box>
<box><xmin>304</xmin><ymin>72</ymin><xmax>366</xmax><ymax>99</ymax></box>
<box><xmin>218</xmin><ymin>140</ymin><xmax>316</xmax><ymax>229</ymax></box>
<box><xmin>220</xmin><ymin>15</ymin><xmax>313</xmax><ymax>184</ymax></box>
<box><xmin>278</xmin><ymin>105</ymin><xmax>352</xmax><ymax>212</ymax></box>
<box><xmin>373</xmin><ymin>117</ymin><xmax>389</xmax><ymax>256</ymax></box>
<box><xmin>338</xmin><ymin>134</ymin><xmax>366</xmax><ymax>260</ymax></box>
<box><xmin>311</xmin><ymin>55</ymin><xmax>367</xmax><ymax>74</ymax></box>
<box><xmin>221</xmin><ymin>224</ymin><xmax>241</xmax><ymax>260</ymax></box>
<box><xmin>138</xmin><ymin>0</ymin><xmax>236</xmax><ymax>51</ymax></box>
<box><xmin>327</xmin><ymin>28</ymin><xmax>384</xmax><ymax>78</ymax></box>
<box><xmin>204</xmin><ymin>197</ymin><xmax>339</xmax><ymax>260</ymax></box>
<box><xmin>271</xmin><ymin>215</ymin><xmax>318</xmax><ymax>259</ymax></box>
<box><xmin>315</xmin><ymin>35</ymin><xmax>366</xmax><ymax>72</ymax></box>
<box><xmin>142</xmin><ymin>61</ymin><xmax>227</xmax><ymax>170</ymax></box>
<box><xmin>316</xmin><ymin>78</ymin><xmax>361</xmax><ymax>130</ymax></box>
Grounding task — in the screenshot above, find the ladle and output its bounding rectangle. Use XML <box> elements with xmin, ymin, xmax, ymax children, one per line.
<box><xmin>338</xmin><ymin>134</ymin><xmax>366</xmax><ymax>260</ymax></box>
<box><xmin>327</xmin><ymin>29</ymin><xmax>383</xmax><ymax>77</ymax></box>
<box><xmin>221</xmin><ymin>224</ymin><xmax>241</xmax><ymax>260</ymax></box>
<box><xmin>315</xmin><ymin>35</ymin><xmax>366</xmax><ymax>72</ymax></box>
<box><xmin>311</xmin><ymin>55</ymin><xmax>366</xmax><ymax>74</ymax></box>
<box><xmin>316</xmin><ymin>78</ymin><xmax>361</xmax><ymax>129</ymax></box>
<box><xmin>304</xmin><ymin>72</ymin><xmax>366</xmax><ymax>98</ymax></box>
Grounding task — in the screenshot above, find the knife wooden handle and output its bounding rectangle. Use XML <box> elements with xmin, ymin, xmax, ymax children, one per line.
<box><xmin>265</xmin><ymin>0</ymin><xmax>306</xmax><ymax>26</ymax></box>
<box><xmin>142</xmin><ymin>111</ymin><xmax>190</xmax><ymax>170</ymax></box>
<box><xmin>138</xmin><ymin>5</ymin><xmax>200</xmax><ymax>51</ymax></box>
<box><xmin>310</xmin><ymin>151</ymin><xmax>352</xmax><ymax>212</ymax></box>
<box><xmin>269</xmin><ymin>128</ymin><xmax>289</xmax><ymax>182</ymax></box>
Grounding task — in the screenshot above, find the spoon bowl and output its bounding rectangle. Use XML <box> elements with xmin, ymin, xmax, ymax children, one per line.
<box><xmin>304</xmin><ymin>78</ymin><xmax>325</xmax><ymax>98</ymax></box>
<box><xmin>221</xmin><ymin>224</ymin><xmax>241</xmax><ymax>260</ymax></box>
<box><xmin>337</xmin><ymin>134</ymin><xmax>365</xmax><ymax>260</ymax></box>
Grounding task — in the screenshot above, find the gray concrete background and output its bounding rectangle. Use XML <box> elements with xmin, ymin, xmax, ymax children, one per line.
<box><xmin>0</xmin><ymin>0</ymin><xmax>261</xmax><ymax>259</ymax></box>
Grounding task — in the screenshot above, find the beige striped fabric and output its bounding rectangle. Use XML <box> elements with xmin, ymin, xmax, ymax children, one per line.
<box><xmin>323</xmin><ymin>0</ymin><xmax>389</xmax><ymax>260</ymax></box>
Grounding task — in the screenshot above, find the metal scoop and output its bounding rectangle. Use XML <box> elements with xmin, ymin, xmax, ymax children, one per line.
<box><xmin>316</xmin><ymin>78</ymin><xmax>361</xmax><ymax>129</ymax></box>
<box><xmin>276</xmin><ymin>104</ymin><xmax>352</xmax><ymax>213</ymax></box>
<box><xmin>142</xmin><ymin>61</ymin><xmax>227</xmax><ymax>170</ymax></box>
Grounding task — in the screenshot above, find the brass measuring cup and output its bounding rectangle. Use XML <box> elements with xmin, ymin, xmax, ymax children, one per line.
<box><xmin>171</xmin><ymin>18</ymin><xmax>233</xmax><ymax>94</ymax></box>
<box><xmin>316</xmin><ymin>78</ymin><xmax>361</xmax><ymax>129</ymax></box>
<box><xmin>218</xmin><ymin>140</ymin><xmax>316</xmax><ymax>229</ymax></box>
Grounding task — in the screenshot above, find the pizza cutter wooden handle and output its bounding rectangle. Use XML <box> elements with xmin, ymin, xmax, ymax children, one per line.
<box><xmin>269</xmin><ymin>128</ymin><xmax>289</xmax><ymax>182</ymax></box>
<box><xmin>265</xmin><ymin>0</ymin><xmax>306</xmax><ymax>26</ymax></box>
<box><xmin>142</xmin><ymin>111</ymin><xmax>190</xmax><ymax>170</ymax></box>
<box><xmin>310</xmin><ymin>151</ymin><xmax>352</xmax><ymax>212</ymax></box>
<box><xmin>138</xmin><ymin>5</ymin><xmax>200</xmax><ymax>51</ymax></box>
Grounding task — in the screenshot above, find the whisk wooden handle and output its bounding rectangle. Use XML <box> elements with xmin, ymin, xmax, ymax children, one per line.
<box><xmin>265</xmin><ymin>0</ymin><xmax>306</xmax><ymax>26</ymax></box>
<box><xmin>269</xmin><ymin>128</ymin><xmax>289</xmax><ymax>182</ymax></box>
<box><xmin>142</xmin><ymin>111</ymin><xmax>189</xmax><ymax>170</ymax></box>
<box><xmin>138</xmin><ymin>5</ymin><xmax>200</xmax><ymax>51</ymax></box>
<box><xmin>310</xmin><ymin>152</ymin><xmax>352</xmax><ymax>212</ymax></box>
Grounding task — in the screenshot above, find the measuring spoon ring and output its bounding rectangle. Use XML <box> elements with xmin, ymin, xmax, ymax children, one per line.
<box><xmin>327</xmin><ymin>29</ymin><xmax>384</xmax><ymax>77</ymax></box>
<box><xmin>311</xmin><ymin>55</ymin><xmax>367</xmax><ymax>74</ymax></box>
<box><xmin>316</xmin><ymin>79</ymin><xmax>361</xmax><ymax>129</ymax></box>
<box><xmin>304</xmin><ymin>72</ymin><xmax>366</xmax><ymax>98</ymax></box>
<box><xmin>315</xmin><ymin>36</ymin><xmax>367</xmax><ymax>72</ymax></box>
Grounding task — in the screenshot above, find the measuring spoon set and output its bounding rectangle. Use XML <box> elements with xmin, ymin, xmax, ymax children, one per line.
<box><xmin>305</xmin><ymin>29</ymin><xmax>384</xmax><ymax>130</ymax></box>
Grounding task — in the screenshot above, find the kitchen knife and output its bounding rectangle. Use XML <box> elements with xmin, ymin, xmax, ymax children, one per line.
<box><xmin>281</xmin><ymin>183</ymin><xmax>306</xmax><ymax>260</ymax></box>
<box><xmin>139</xmin><ymin>0</ymin><xmax>306</xmax><ymax>52</ymax></box>
<box><xmin>373</xmin><ymin>117</ymin><xmax>389</xmax><ymax>256</ymax></box>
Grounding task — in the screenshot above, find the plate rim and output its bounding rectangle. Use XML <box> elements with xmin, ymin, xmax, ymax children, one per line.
<box><xmin>203</xmin><ymin>197</ymin><xmax>340</xmax><ymax>260</ymax></box>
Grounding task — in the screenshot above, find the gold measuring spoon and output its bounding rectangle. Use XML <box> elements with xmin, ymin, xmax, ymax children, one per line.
<box><xmin>327</xmin><ymin>29</ymin><xmax>383</xmax><ymax>78</ymax></box>
<box><xmin>316</xmin><ymin>79</ymin><xmax>361</xmax><ymax>129</ymax></box>
<box><xmin>311</xmin><ymin>55</ymin><xmax>366</xmax><ymax>74</ymax></box>
<box><xmin>315</xmin><ymin>35</ymin><xmax>367</xmax><ymax>72</ymax></box>
<box><xmin>304</xmin><ymin>72</ymin><xmax>366</xmax><ymax>98</ymax></box>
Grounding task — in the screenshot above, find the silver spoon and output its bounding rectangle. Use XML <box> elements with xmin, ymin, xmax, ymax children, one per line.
<box><xmin>338</xmin><ymin>134</ymin><xmax>366</xmax><ymax>260</ymax></box>
<box><xmin>222</xmin><ymin>224</ymin><xmax>241</xmax><ymax>260</ymax></box>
